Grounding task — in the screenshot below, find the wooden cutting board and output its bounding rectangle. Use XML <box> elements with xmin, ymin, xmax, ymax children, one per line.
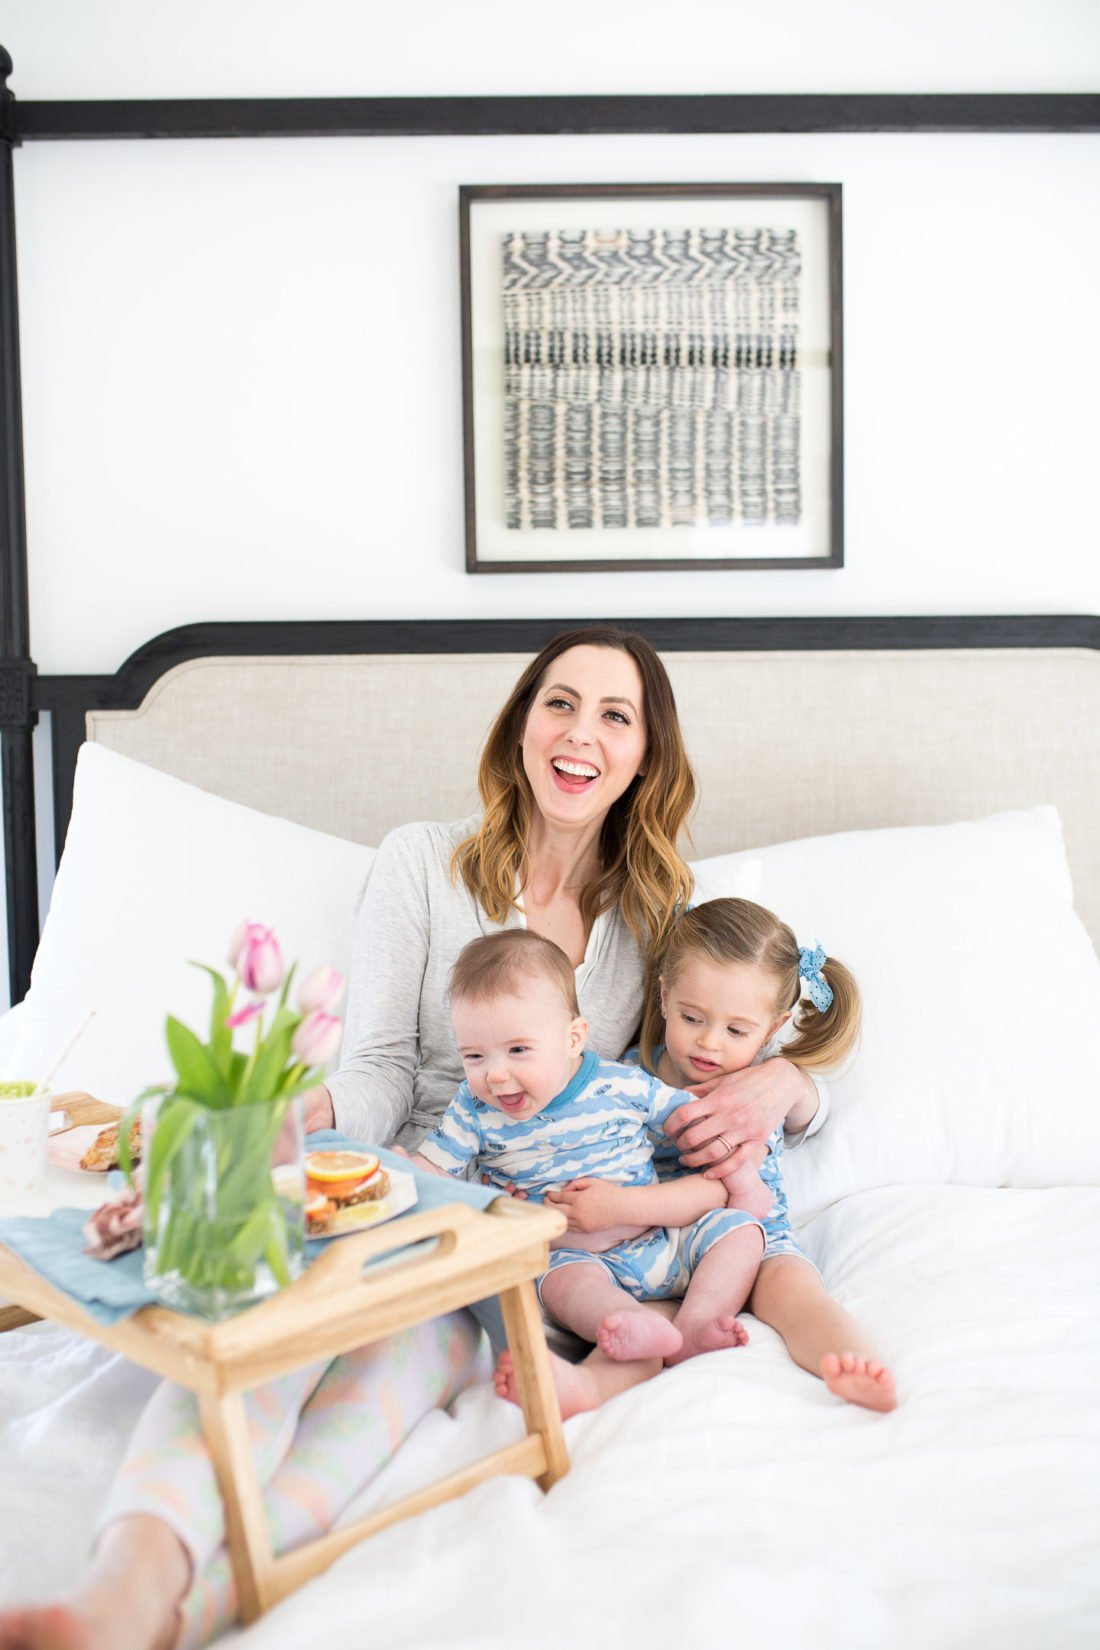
<box><xmin>51</xmin><ymin>1092</ymin><xmax>123</xmax><ymax>1128</ymax></box>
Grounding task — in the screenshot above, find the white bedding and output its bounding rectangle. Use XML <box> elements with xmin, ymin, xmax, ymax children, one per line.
<box><xmin>4</xmin><ymin>752</ymin><xmax>1100</xmax><ymax>1646</ymax></box>
<box><xmin>3</xmin><ymin>1182</ymin><xmax>1098</xmax><ymax>1648</ymax></box>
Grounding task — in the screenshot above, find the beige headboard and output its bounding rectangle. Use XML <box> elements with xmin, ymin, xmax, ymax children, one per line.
<box><xmin>85</xmin><ymin>645</ymin><xmax>1100</xmax><ymax>949</ymax></box>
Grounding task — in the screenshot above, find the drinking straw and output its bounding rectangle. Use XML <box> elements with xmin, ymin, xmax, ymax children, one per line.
<box><xmin>31</xmin><ymin>1009</ymin><xmax>97</xmax><ymax>1096</ymax></box>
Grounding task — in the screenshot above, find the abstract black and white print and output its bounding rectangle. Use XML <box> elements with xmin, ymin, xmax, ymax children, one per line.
<box><xmin>501</xmin><ymin>226</ymin><xmax>801</xmax><ymax>532</ymax></box>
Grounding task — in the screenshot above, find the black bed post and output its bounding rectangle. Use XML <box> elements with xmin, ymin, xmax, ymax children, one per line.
<box><xmin>0</xmin><ymin>48</ymin><xmax>38</xmax><ymax>1006</ymax></box>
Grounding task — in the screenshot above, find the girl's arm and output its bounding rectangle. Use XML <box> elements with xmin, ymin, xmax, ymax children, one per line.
<box><xmin>545</xmin><ymin>1172</ymin><xmax>727</xmax><ymax>1234</ymax></box>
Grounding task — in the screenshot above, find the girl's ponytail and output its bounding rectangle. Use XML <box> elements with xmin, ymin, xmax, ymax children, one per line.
<box><xmin>642</xmin><ymin>898</ymin><xmax>862</xmax><ymax>1078</ymax></box>
<box><xmin>781</xmin><ymin>953</ymin><xmax>861</xmax><ymax>1073</ymax></box>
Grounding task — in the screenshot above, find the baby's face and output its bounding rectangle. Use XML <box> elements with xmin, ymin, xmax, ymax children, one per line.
<box><xmin>661</xmin><ymin>957</ymin><xmax>788</xmax><ymax>1087</ymax></box>
<box><xmin>451</xmin><ymin>977</ymin><xmax>586</xmax><ymax>1124</ymax></box>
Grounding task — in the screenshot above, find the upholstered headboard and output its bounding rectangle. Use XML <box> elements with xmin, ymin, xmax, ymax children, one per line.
<box><xmin>65</xmin><ymin>622</ymin><xmax>1100</xmax><ymax>950</ymax></box>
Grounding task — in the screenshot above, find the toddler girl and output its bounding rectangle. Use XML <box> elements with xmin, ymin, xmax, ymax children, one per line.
<box><xmin>549</xmin><ymin>897</ymin><xmax>897</xmax><ymax>1412</ymax></box>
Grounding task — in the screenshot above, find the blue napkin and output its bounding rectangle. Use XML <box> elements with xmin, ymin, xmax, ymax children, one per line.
<box><xmin>0</xmin><ymin>1132</ymin><xmax>495</xmax><ymax>1327</ymax></box>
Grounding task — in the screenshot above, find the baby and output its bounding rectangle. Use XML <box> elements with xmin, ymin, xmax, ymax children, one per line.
<box><xmin>415</xmin><ymin>929</ymin><xmax>768</xmax><ymax>1405</ymax></box>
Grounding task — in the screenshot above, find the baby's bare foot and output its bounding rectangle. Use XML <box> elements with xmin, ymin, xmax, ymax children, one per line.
<box><xmin>493</xmin><ymin>1349</ymin><xmax>601</xmax><ymax>1420</ymax></box>
<box><xmin>665</xmin><ymin>1313</ymin><xmax>749</xmax><ymax>1366</ymax></box>
<box><xmin>597</xmin><ymin>1310</ymin><xmax>682</xmax><ymax>1363</ymax></box>
<box><xmin>821</xmin><ymin>1352</ymin><xmax>897</xmax><ymax>1412</ymax></box>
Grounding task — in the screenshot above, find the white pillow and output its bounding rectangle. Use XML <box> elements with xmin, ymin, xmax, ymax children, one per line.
<box><xmin>14</xmin><ymin>745</ymin><xmax>375</xmax><ymax>1106</ymax></box>
<box><xmin>689</xmin><ymin>809</ymin><xmax>1100</xmax><ymax>1221</ymax></box>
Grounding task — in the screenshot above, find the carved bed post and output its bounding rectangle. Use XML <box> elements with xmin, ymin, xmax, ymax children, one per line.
<box><xmin>0</xmin><ymin>46</ymin><xmax>38</xmax><ymax>1006</ymax></box>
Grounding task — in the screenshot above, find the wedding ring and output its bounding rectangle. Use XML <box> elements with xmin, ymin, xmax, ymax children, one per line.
<box><xmin>715</xmin><ymin>1134</ymin><xmax>733</xmax><ymax>1158</ymax></box>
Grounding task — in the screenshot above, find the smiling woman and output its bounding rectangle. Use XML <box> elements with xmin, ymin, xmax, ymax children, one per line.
<box><xmin>0</xmin><ymin>627</ymin><xmax>823</xmax><ymax>1650</ymax></box>
<box><xmin>447</xmin><ymin>626</ymin><xmax>695</xmax><ymax>989</ymax></box>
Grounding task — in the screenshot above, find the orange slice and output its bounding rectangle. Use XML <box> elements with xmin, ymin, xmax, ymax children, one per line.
<box><xmin>304</xmin><ymin>1149</ymin><xmax>380</xmax><ymax>1200</ymax></box>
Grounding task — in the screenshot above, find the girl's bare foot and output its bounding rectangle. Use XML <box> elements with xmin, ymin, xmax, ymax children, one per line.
<box><xmin>596</xmin><ymin>1309</ymin><xmax>682</xmax><ymax>1363</ymax></box>
<box><xmin>664</xmin><ymin>1314</ymin><xmax>749</xmax><ymax>1366</ymax></box>
<box><xmin>493</xmin><ymin>1348</ymin><xmax>603</xmax><ymax>1420</ymax></box>
<box><xmin>821</xmin><ymin>1352</ymin><xmax>897</xmax><ymax>1412</ymax></box>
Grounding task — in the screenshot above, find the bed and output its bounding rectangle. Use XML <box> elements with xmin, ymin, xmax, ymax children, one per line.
<box><xmin>1</xmin><ymin>615</ymin><xmax>1098</xmax><ymax>1649</ymax></box>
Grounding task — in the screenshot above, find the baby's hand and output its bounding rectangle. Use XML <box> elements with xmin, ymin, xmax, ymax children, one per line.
<box><xmin>480</xmin><ymin>1173</ymin><xmax>528</xmax><ymax>1200</ymax></box>
<box><xmin>410</xmin><ymin>1151</ymin><xmax>448</xmax><ymax>1177</ymax></box>
<box><xmin>545</xmin><ymin>1178</ymin><xmax>630</xmax><ymax>1233</ymax></box>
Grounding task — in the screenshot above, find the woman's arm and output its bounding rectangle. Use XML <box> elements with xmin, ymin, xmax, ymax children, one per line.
<box><xmin>318</xmin><ymin>827</ymin><xmax>434</xmax><ymax>1144</ymax></box>
<box><xmin>545</xmin><ymin>1173</ymin><xmax>727</xmax><ymax>1234</ymax></box>
<box><xmin>665</xmin><ymin>1059</ymin><xmax>822</xmax><ymax>1178</ymax></box>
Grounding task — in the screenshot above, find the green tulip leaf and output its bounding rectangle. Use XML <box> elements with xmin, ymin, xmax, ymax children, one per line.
<box><xmin>237</xmin><ymin>1007</ymin><xmax>298</xmax><ymax>1107</ymax></box>
<box><xmin>165</xmin><ymin>1015</ymin><xmax>232</xmax><ymax>1107</ymax></box>
<box><xmin>190</xmin><ymin>963</ymin><xmax>233</xmax><ymax>1073</ymax></box>
<box><xmin>143</xmin><ymin>1096</ymin><xmax>202</xmax><ymax>1228</ymax></box>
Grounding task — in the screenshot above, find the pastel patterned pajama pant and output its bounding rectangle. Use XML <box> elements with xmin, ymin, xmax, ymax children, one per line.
<box><xmin>98</xmin><ymin>1311</ymin><xmax>490</xmax><ymax>1647</ymax></box>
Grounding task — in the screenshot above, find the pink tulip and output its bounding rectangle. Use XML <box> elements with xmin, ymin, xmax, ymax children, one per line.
<box><xmin>298</xmin><ymin>965</ymin><xmax>344</xmax><ymax>1015</ymax></box>
<box><xmin>230</xmin><ymin>922</ymin><xmax>283</xmax><ymax>995</ymax></box>
<box><xmin>226</xmin><ymin>919</ymin><xmax>250</xmax><ymax>971</ymax></box>
<box><xmin>291</xmin><ymin>1010</ymin><xmax>342</xmax><ymax>1068</ymax></box>
<box><xmin>225</xmin><ymin>1000</ymin><xmax>265</xmax><ymax>1029</ymax></box>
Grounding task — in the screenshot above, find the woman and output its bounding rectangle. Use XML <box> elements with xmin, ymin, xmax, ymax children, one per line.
<box><xmin>0</xmin><ymin>627</ymin><xmax>820</xmax><ymax>1650</ymax></box>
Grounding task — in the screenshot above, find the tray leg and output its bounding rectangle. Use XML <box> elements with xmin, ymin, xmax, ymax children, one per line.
<box><xmin>498</xmin><ymin>1279</ymin><xmax>570</xmax><ymax>1490</ymax></box>
<box><xmin>197</xmin><ymin>1390</ymin><xmax>276</xmax><ymax>1623</ymax></box>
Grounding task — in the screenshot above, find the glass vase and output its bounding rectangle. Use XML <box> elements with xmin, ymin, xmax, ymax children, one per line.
<box><xmin>142</xmin><ymin>1092</ymin><xmax>305</xmax><ymax>1320</ymax></box>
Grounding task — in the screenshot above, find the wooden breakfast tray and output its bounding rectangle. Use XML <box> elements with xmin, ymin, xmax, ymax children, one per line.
<box><xmin>0</xmin><ymin>1146</ymin><xmax>570</xmax><ymax>1619</ymax></box>
<box><xmin>0</xmin><ymin>1094</ymin><xmax>123</xmax><ymax>1331</ymax></box>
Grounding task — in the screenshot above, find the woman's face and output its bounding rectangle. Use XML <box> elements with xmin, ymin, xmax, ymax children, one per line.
<box><xmin>520</xmin><ymin>644</ymin><xmax>648</xmax><ymax>835</ymax></box>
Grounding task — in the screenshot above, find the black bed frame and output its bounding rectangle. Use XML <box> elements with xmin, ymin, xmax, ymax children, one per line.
<box><xmin>0</xmin><ymin>48</ymin><xmax>1097</xmax><ymax>1002</ymax></box>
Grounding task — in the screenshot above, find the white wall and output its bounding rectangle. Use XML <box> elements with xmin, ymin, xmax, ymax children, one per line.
<box><xmin>2</xmin><ymin>0</ymin><xmax>1098</xmax><ymax>1003</ymax></box>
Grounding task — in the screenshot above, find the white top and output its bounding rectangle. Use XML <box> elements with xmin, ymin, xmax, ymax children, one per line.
<box><xmin>325</xmin><ymin>817</ymin><xmax>647</xmax><ymax>1150</ymax></box>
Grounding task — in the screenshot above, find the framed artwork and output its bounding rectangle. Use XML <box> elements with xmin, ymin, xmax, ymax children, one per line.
<box><xmin>460</xmin><ymin>182</ymin><xmax>843</xmax><ymax>573</ymax></box>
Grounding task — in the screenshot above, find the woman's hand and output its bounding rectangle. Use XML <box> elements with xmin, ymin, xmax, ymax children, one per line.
<box><xmin>274</xmin><ymin>1084</ymin><xmax>335</xmax><ymax>1162</ymax></box>
<box><xmin>301</xmin><ymin>1084</ymin><xmax>336</xmax><ymax>1134</ymax></box>
<box><xmin>545</xmin><ymin>1177</ymin><xmax>633</xmax><ymax>1233</ymax></box>
<box><xmin>666</xmin><ymin>1059</ymin><xmax>818</xmax><ymax>1179</ymax></box>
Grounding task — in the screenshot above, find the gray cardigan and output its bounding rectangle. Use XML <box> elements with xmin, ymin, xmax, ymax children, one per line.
<box><xmin>326</xmin><ymin>817</ymin><xmax>647</xmax><ymax>1150</ymax></box>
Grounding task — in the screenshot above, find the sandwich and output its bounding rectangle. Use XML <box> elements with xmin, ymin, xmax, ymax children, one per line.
<box><xmin>304</xmin><ymin>1149</ymin><xmax>390</xmax><ymax>1233</ymax></box>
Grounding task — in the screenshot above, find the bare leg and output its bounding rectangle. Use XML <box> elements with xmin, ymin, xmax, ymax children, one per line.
<box><xmin>540</xmin><ymin>1263</ymin><xmax>682</xmax><ymax>1364</ymax></box>
<box><xmin>666</xmin><ymin>1224</ymin><xmax>764</xmax><ymax>1366</ymax></box>
<box><xmin>494</xmin><ymin>1263</ymin><xmax>676</xmax><ymax>1417</ymax></box>
<box><xmin>494</xmin><ymin>1342</ymin><xmax>664</xmax><ymax>1418</ymax></box>
<box><xmin>0</xmin><ymin>1515</ymin><xmax>189</xmax><ymax>1650</ymax></box>
<box><xmin>749</xmin><ymin>1256</ymin><xmax>897</xmax><ymax>1413</ymax></box>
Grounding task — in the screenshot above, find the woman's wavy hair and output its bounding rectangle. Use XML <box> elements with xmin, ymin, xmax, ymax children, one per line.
<box><xmin>640</xmin><ymin>897</ymin><xmax>861</xmax><ymax>1076</ymax></box>
<box><xmin>451</xmin><ymin>626</ymin><xmax>695</xmax><ymax>956</ymax></box>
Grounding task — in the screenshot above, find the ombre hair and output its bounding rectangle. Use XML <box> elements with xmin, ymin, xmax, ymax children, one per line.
<box><xmin>640</xmin><ymin>897</ymin><xmax>861</xmax><ymax>1076</ymax></box>
<box><xmin>451</xmin><ymin>627</ymin><xmax>695</xmax><ymax>956</ymax></box>
<box><xmin>449</xmin><ymin>930</ymin><xmax>579</xmax><ymax>1017</ymax></box>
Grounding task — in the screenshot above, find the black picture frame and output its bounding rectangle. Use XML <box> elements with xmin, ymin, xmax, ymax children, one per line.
<box><xmin>460</xmin><ymin>182</ymin><xmax>843</xmax><ymax>574</ymax></box>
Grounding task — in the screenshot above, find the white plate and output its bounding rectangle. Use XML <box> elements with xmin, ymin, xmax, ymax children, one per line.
<box><xmin>303</xmin><ymin>1165</ymin><xmax>419</xmax><ymax>1240</ymax></box>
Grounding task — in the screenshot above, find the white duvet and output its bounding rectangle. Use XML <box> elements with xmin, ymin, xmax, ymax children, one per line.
<box><xmin>3</xmin><ymin>1181</ymin><xmax>1097</xmax><ymax>1649</ymax></box>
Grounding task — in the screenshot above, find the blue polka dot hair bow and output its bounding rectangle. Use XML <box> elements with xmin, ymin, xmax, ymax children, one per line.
<box><xmin>798</xmin><ymin>942</ymin><xmax>834</xmax><ymax>1012</ymax></box>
